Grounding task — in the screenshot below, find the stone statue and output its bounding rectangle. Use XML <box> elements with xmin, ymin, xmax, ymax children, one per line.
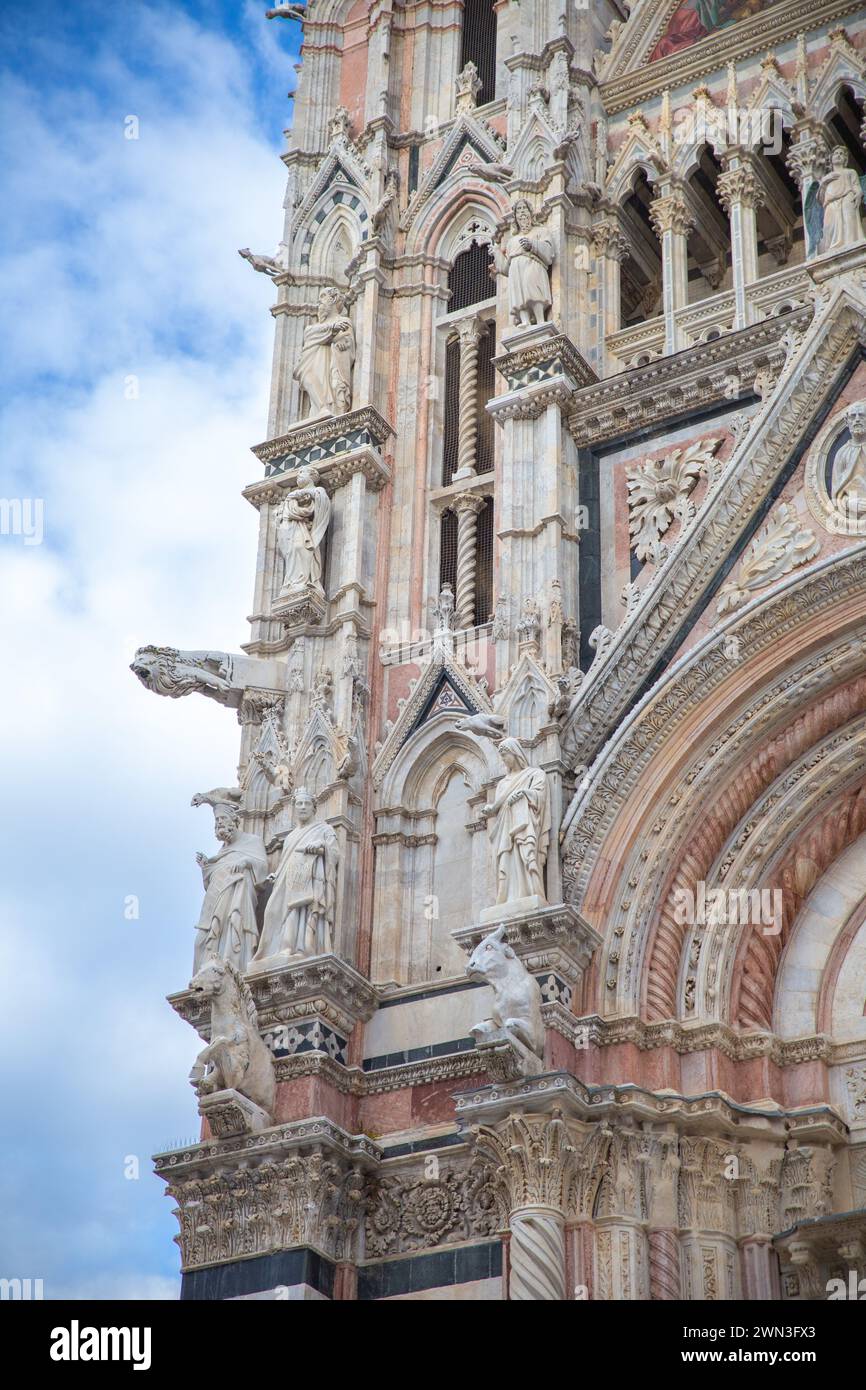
<box><xmin>817</xmin><ymin>147</ymin><xmax>866</xmax><ymax>255</ymax></box>
<box><xmin>251</xmin><ymin>787</ymin><xmax>339</xmax><ymax>966</ymax></box>
<box><xmin>293</xmin><ymin>286</ymin><xmax>355</xmax><ymax>419</ymax></box>
<box><xmin>492</xmin><ymin>199</ymin><xmax>554</xmax><ymax>326</ymax></box>
<box><xmin>466</xmin><ymin>924</ymin><xmax>544</xmax><ymax>1077</ymax></box>
<box><xmin>831</xmin><ymin>401</ymin><xmax>866</xmax><ymax>518</ymax></box>
<box><xmin>191</xmin><ymin>788</ymin><xmax>269</xmax><ymax>974</ymax></box>
<box><xmin>276</xmin><ymin>467</ymin><xmax>331</xmax><ymax>599</ymax></box>
<box><xmin>188</xmin><ymin>957</ymin><xmax>275</xmax><ymax>1129</ymax></box>
<box><xmin>130</xmin><ymin>646</ymin><xmax>234</xmax><ymax>703</ymax></box>
<box><xmin>482</xmin><ymin>738</ymin><xmax>551</xmax><ymax>908</ymax></box>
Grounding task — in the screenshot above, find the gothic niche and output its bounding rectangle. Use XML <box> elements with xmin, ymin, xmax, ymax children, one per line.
<box><xmin>371</xmin><ymin>734</ymin><xmax>494</xmax><ymax>985</ymax></box>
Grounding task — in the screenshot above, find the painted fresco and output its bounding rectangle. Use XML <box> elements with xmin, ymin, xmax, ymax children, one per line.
<box><xmin>649</xmin><ymin>0</ymin><xmax>780</xmax><ymax>62</ymax></box>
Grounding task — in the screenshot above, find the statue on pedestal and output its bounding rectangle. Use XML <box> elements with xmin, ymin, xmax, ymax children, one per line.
<box><xmin>482</xmin><ymin>739</ymin><xmax>551</xmax><ymax>908</ymax></box>
<box><xmin>191</xmin><ymin>788</ymin><xmax>269</xmax><ymax>973</ymax></box>
<box><xmin>816</xmin><ymin>147</ymin><xmax>866</xmax><ymax>255</ymax></box>
<box><xmin>251</xmin><ymin>787</ymin><xmax>340</xmax><ymax>966</ymax></box>
<box><xmin>276</xmin><ymin>467</ymin><xmax>331</xmax><ymax>600</ymax></box>
<box><xmin>492</xmin><ymin>199</ymin><xmax>554</xmax><ymax>326</ymax></box>
<box><xmin>293</xmin><ymin>285</ymin><xmax>355</xmax><ymax>419</ymax></box>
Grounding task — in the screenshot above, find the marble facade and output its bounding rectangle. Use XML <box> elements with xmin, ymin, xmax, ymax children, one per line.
<box><xmin>136</xmin><ymin>0</ymin><xmax>866</xmax><ymax>1300</ymax></box>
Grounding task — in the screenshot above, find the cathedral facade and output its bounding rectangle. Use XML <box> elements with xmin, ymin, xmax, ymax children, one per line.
<box><xmin>136</xmin><ymin>0</ymin><xmax>866</xmax><ymax>1301</ymax></box>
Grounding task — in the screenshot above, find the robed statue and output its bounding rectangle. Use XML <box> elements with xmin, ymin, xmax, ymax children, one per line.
<box><xmin>293</xmin><ymin>285</ymin><xmax>355</xmax><ymax>419</ymax></box>
<box><xmin>481</xmin><ymin>739</ymin><xmax>551</xmax><ymax>906</ymax></box>
<box><xmin>492</xmin><ymin>199</ymin><xmax>554</xmax><ymax>327</ymax></box>
<box><xmin>251</xmin><ymin>787</ymin><xmax>340</xmax><ymax>965</ymax></box>
<box><xmin>831</xmin><ymin>401</ymin><xmax>866</xmax><ymax>519</ymax></box>
<box><xmin>276</xmin><ymin>467</ymin><xmax>331</xmax><ymax>599</ymax></box>
<box><xmin>191</xmin><ymin>788</ymin><xmax>269</xmax><ymax>973</ymax></box>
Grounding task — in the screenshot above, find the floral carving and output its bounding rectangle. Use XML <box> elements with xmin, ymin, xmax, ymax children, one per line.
<box><xmin>364</xmin><ymin>1162</ymin><xmax>505</xmax><ymax>1257</ymax></box>
<box><xmin>626</xmin><ymin>439</ymin><xmax>720</xmax><ymax>564</ymax></box>
<box><xmin>717</xmin><ymin>504</ymin><xmax>819</xmax><ymax>616</ymax></box>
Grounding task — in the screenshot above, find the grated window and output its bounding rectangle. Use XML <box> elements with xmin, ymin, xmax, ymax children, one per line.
<box><xmin>460</xmin><ymin>0</ymin><xmax>497</xmax><ymax>106</ymax></box>
<box><xmin>475</xmin><ymin>496</ymin><xmax>494</xmax><ymax>625</ymax></box>
<box><xmin>439</xmin><ymin>508</ymin><xmax>458</xmax><ymax>599</ymax></box>
<box><xmin>448</xmin><ymin>241</ymin><xmax>494</xmax><ymax>313</ymax></box>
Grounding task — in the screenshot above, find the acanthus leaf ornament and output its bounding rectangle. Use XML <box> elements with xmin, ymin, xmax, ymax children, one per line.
<box><xmin>626</xmin><ymin>438</ymin><xmax>721</xmax><ymax>565</ymax></box>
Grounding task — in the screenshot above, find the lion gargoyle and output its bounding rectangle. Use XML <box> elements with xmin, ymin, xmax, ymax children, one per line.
<box><xmin>187</xmin><ymin>957</ymin><xmax>276</xmax><ymax>1137</ymax></box>
<box><xmin>130</xmin><ymin>645</ymin><xmax>235</xmax><ymax>704</ymax></box>
<box><xmin>466</xmin><ymin>924</ymin><xmax>545</xmax><ymax>1081</ymax></box>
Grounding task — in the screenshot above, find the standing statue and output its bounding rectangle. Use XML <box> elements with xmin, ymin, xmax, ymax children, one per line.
<box><xmin>482</xmin><ymin>739</ymin><xmax>551</xmax><ymax>907</ymax></box>
<box><xmin>293</xmin><ymin>285</ymin><xmax>355</xmax><ymax>419</ymax></box>
<box><xmin>251</xmin><ymin>787</ymin><xmax>340</xmax><ymax>966</ymax></box>
<box><xmin>188</xmin><ymin>957</ymin><xmax>276</xmax><ymax>1126</ymax></box>
<box><xmin>831</xmin><ymin>401</ymin><xmax>866</xmax><ymax>518</ymax></box>
<box><xmin>191</xmin><ymin>789</ymin><xmax>269</xmax><ymax>973</ymax></box>
<box><xmin>276</xmin><ymin>467</ymin><xmax>332</xmax><ymax>599</ymax></box>
<box><xmin>816</xmin><ymin>147</ymin><xmax>866</xmax><ymax>255</ymax></box>
<box><xmin>492</xmin><ymin>199</ymin><xmax>555</xmax><ymax>326</ymax></box>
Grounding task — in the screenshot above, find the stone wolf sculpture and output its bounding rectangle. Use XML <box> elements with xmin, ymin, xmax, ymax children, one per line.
<box><xmin>466</xmin><ymin>923</ymin><xmax>544</xmax><ymax>1062</ymax></box>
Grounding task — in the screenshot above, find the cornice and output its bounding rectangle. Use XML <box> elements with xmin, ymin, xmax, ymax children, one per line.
<box><xmin>600</xmin><ymin>0</ymin><xmax>863</xmax><ymax>115</ymax></box>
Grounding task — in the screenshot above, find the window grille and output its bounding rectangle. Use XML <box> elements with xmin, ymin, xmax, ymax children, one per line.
<box><xmin>460</xmin><ymin>0</ymin><xmax>497</xmax><ymax>106</ymax></box>
<box><xmin>448</xmin><ymin>241</ymin><xmax>494</xmax><ymax>312</ymax></box>
<box><xmin>439</xmin><ymin>508</ymin><xmax>458</xmax><ymax>599</ymax></box>
<box><xmin>474</xmin><ymin>496</ymin><xmax>494</xmax><ymax>625</ymax></box>
<box><xmin>442</xmin><ymin>336</ymin><xmax>461</xmax><ymax>485</ymax></box>
<box><xmin>476</xmin><ymin>320</ymin><xmax>496</xmax><ymax>475</ymax></box>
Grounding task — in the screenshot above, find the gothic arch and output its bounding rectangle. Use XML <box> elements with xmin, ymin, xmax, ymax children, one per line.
<box><xmin>298</xmin><ymin>191</ymin><xmax>368</xmax><ymax>280</ymax></box>
<box><xmin>404</xmin><ymin>180</ymin><xmax>509</xmax><ymax>263</ymax></box>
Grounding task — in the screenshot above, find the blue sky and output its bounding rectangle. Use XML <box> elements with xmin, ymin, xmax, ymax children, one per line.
<box><xmin>0</xmin><ymin>1</ymin><xmax>301</xmax><ymax>1299</ymax></box>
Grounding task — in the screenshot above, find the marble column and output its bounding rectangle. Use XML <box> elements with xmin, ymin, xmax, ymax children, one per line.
<box><xmin>454</xmin><ymin>316</ymin><xmax>485</xmax><ymax>482</ymax></box>
<box><xmin>718</xmin><ymin>153</ymin><xmax>765</xmax><ymax>330</ymax></box>
<box><xmin>650</xmin><ymin>185</ymin><xmax>694</xmax><ymax>354</ymax></box>
<box><xmin>786</xmin><ymin>130</ymin><xmax>830</xmax><ymax>260</ymax></box>
<box><xmin>452</xmin><ymin>491</ymin><xmax>486</xmax><ymax>630</ymax></box>
<box><xmin>592</xmin><ymin>220</ymin><xmax>630</xmax><ymax>373</ymax></box>
<box><xmin>475</xmin><ymin>1108</ymin><xmax>579</xmax><ymax>1301</ymax></box>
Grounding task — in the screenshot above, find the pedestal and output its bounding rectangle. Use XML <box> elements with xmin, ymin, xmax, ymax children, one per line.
<box><xmin>170</xmin><ymin>953</ymin><xmax>377</xmax><ymax>1070</ymax></box>
<box><xmin>198</xmin><ymin>1087</ymin><xmax>271</xmax><ymax>1138</ymax></box>
<box><xmin>453</xmin><ymin>902</ymin><xmax>602</xmax><ymax>1010</ymax></box>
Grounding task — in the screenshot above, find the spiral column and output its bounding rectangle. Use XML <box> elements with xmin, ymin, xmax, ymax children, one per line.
<box><xmin>648</xmin><ymin>1228</ymin><xmax>682</xmax><ymax>1300</ymax></box>
<box><xmin>509</xmin><ymin>1206</ymin><xmax>567</xmax><ymax>1301</ymax></box>
<box><xmin>453</xmin><ymin>315</ymin><xmax>483</xmax><ymax>481</ymax></box>
<box><xmin>452</xmin><ymin>492</ymin><xmax>484</xmax><ymax>630</ymax></box>
<box><xmin>475</xmin><ymin>1108</ymin><xmax>579</xmax><ymax>1301</ymax></box>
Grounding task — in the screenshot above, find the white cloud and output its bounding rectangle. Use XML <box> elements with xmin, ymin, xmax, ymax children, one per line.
<box><xmin>0</xmin><ymin>2</ymin><xmax>296</xmax><ymax>1297</ymax></box>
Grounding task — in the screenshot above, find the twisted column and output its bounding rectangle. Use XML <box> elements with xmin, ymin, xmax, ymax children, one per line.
<box><xmin>475</xmin><ymin>1109</ymin><xmax>579</xmax><ymax>1301</ymax></box>
<box><xmin>452</xmin><ymin>492</ymin><xmax>485</xmax><ymax>629</ymax></box>
<box><xmin>454</xmin><ymin>316</ymin><xmax>484</xmax><ymax>481</ymax></box>
<box><xmin>648</xmin><ymin>1228</ymin><xmax>682</xmax><ymax>1300</ymax></box>
<box><xmin>509</xmin><ymin>1207</ymin><xmax>566</xmax><ymax>1301</ymax></box>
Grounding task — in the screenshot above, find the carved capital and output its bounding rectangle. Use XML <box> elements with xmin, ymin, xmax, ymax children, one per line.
<box><xmin>717</xmin><ymin>164</ymin><xmax>765</xmax><ymax>215</ymax></box>
<box><xmin>474</xmin><ymin>1108</ymin><xmax>580</xmax><ymax>1213</ymax></box>
<box><xmin>592</xmin><ymin>220</ymin><xmax>630</xmax><ymax>263</ymax></box>
<box><xmin>649</xmin><ymin>191</ymin><xmax>694</xmax><ymax>239</ymax></box>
